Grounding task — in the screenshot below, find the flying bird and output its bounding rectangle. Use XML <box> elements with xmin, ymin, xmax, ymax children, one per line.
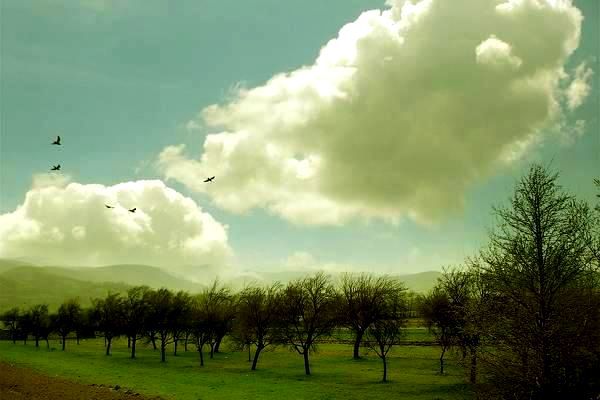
<box><xmin>51</xmin><ymin>164</ymin><xmax>61</xmax><ymax>171</ymax></box>
<box><xmin>204</xmin><ymin>176</ymin><xmax>215</xmax><ymax>183</ymax></box>
<box><xmin>51</xmin><ymin>136</ymin><xmax>61</xmax><ymax>145</ymax></box>
<box><xmin>105</xmin><ymin>204</ymin><xmax>115</xmax><ymax>209</ymax></box>
<box><xmin>128</xmin><ymin>208</ymin><xmax>136</xmax><ymax>213</ymax></box>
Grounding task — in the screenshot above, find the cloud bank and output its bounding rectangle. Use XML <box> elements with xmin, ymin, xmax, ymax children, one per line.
<box><xmin>0</xmin><ymin>175</ymin><xmax>233</xmax><ymax>277</ymax></box>
<box><xmin>159</xmin><ymin>0</ymin><xmax>589</xmax><ymax>226</ymax></box>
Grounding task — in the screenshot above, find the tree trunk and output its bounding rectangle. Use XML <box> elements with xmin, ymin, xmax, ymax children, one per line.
<box><xmin>214</xmin><ymin>335</ymin><xmax>223</xmax><ymax>353</ymax></box>
<box><xmin>303</xmin><ymin>349</ymin><xmax>311</xmax><ymax>375</ymax></box>
<box><xmin>251</xmin><ymin>346</ymin><xmax>263</xmax><ymax>370</ymax></box>
<box><xmin>131</xmin><ymin>337</ymin><xmax>137</xmax><ymax>359</ymax></box>
<box><xmin>45</xmin><ymin>338</ymin><xmax>49</xmax><ymax>349</ymax></box>
<box><xmin>198</xmin><ymin>345</ymin><xmax>204</xmax><ymax>366</ymax></box>
<box><xmin>174</xmin><ymin>339</ymin><xmax>178</xmax><ymax>356</ymax></box>
<box><xmin>151</xmin><ymin>335</ymin><xmax>157</xmax><ymax>350</ymax></box>
<box><xmin>62</xmin><ymin>334</ymin><xmax>66</xmax><ymax>351</ymax></box>
<box><xmin>184</xmin><ymin>332</ymin><xmax>190</xmax><ymax>352</ymax></box>
<box><xmin>210</xmin><ymin>343</ymin><xmax>214</xmax><ymax>359</ymax></box>
<box><xmin>106</xmin><ymin>337</ymin><xmax>112</xmax><ymax>356</ymax></box>
<box><xmin>439</xmin><ymin>346</ymin><xmax>446</xmax><ymax>375</ymax></box>
<box><xmin>353</xmin><ymin>329</ymin><xmax>364</xmax><ymax>359</ymax></box>
<box><xmin>470</xmin><ymin>348</ymin><xmax>477</xmax><ymax>384</ymax></box>
<box><xmin>382</xmin><ymin>356</ymin><xmax>388</xmax><ymax>382</ymax></box>
<box><xmin>35</xmin><ymin>337</ymin><xmax>39</xmax><ymax>348</ymax></box>
<box><xmin>161</xmin><ymin>342</ymin><xmax>166</xmax><ymax>362</ymax></box>
<box><xmin>76</xmin><ymin>334</ymin><xmax>80</xmax><ymax>345</ymax></box>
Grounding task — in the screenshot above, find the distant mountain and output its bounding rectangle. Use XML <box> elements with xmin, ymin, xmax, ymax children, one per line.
<box><xmin>0</xmin><ymin>258</ymin><xmax>34</xmax><ymax>275</ymax></box>
<box><xmin>394</xmin><ymin>271</ymin><xmax>442</xmax><ymax>293</ymax></box>
<box><xmin>0</xmin><ymin>261</ymin><xmax>207</xmax><ymax>312</ymax></box>
<box><xmin>231</xmin><ymin>269</ymin><xmax>442</xmax><ymax>293</ymax></box>
<box><xmin>0</xmin><ymin>266</ymin><xmax>130</xmax><ymax>312</ymax></box>
<box><xmin>38</xmin><ymin>264</ymin><xmax>206</xmax><ymax>293</ymax></box>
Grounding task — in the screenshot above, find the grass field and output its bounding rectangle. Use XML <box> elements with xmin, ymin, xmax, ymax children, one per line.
<box><xmin>0</xmin><ymin>334</ymin><xmax>471</xmax><ymax>400</ymax></box>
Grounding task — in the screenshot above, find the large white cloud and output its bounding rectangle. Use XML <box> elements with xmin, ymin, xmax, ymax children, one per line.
<box><xmin>0</xmin><ymin>175</ymin><xmax>233</xmax><ymax>277</ymax></box>
<box><xmin>159</xmin><ymin>0</ymin><xmax>588</xmax><ymax>226</ymax></box>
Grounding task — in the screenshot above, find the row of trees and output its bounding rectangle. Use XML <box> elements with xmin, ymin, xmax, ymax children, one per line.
<box><xmin>1</xmin><ymin>274</ymin><xmax>409</xmax><ymax>381</ymax></box>
<box><xmin>2</xmin><ymin>164</ymin><xmax>599</xmax><ymax>397</ymax></box>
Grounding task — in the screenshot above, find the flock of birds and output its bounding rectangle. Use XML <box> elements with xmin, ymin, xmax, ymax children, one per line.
<box><xmin>49</xmin><ymin>135</ymin><xmax>216</xmax><ymax>213</ymax></box>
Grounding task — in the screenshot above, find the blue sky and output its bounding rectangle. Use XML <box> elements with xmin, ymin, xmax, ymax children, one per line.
<box><xmin>0</xmin><ymin>0</ymin><xmax>598</xmax><ymax>275</ymax></box>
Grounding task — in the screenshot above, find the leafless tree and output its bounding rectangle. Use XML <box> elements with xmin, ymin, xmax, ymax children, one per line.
<box><xmin>339</xmin><ymin>273</ymin><xmax>406</xmax><ymax>359</ymax></box>
<box><xmin>234</xmin><ymin>283</ymin><xmax>282</xmax><ymax>370</ymax></box>
<box><xmin>278</xmin><ymin>272</ymin><xmax>338</xmax><ymax>375</ymax></box>
<box><xmin>51</xmin><ymin>298</ymin><xmax>82</xmax><ymax>351</ymax></box>
<box><xmin>363</xmin><ymin>287</ymin><xmax>407</xmax><ymax>382</ymax></box>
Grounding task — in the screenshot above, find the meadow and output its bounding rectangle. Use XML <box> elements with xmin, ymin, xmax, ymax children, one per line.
<box><xmin>0</xmin><ymin>334</ymin><xmax>471</xmax><ymax>400</ymax></box>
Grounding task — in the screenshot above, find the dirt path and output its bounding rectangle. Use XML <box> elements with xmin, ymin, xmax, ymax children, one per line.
<box><xmin>0</xmin><ymin>361</ymin><xmax>165</xmax><ymax>400</ymax></box>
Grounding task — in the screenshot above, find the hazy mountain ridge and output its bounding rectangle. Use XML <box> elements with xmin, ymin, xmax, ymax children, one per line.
<box><xmin>0</xmin><ymin>259</ymin><xmax>441</xmax><ymax>312</ymax></box>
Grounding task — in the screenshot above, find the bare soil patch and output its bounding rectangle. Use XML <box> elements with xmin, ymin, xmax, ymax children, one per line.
<box><xmin>0</xmin><ymin>361</ymin><xmax>164</xmax><ymax>400</ymax></box>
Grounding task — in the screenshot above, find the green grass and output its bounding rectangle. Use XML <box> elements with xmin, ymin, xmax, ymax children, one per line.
<box><xmin>0</xmin><ymin>338</ymin><xmax>471</xmax><ymax>400</ymax></box>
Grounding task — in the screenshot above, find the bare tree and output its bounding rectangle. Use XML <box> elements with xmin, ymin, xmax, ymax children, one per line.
<box><xmin>29</xmin><ymin>304</ymin><xmax>50</xmax><ymax>349</ymax></box>
<box><xmin>145</xmin><ymin>288</ymin><xmax>177</xmax><ymax>363</ymax></box>
<box><xmin>339</xmin><ymin>273</ymin><xmax>406</xmax><ymax>359</ymax></box>
<box><xmin>478</xmin><ymin>164</ymin><xmax>599</xmax><ymax>399</ymax></box>
<box><xmin>189</xmin><ymin>282</ymin><xmax>230</xmax><ymax>366</ymax></box>
<box><xmin>438</xmin><ymin>264</ymin><xmax>490</xmax><ymax>384</ymax></box>
<box><xmin>123</xmin><ymin>286</ymin><xmax>150</xmax><ymax>359</ymax></box>
<box><xmin>419</xmin><ymin>286</ymin><xmax>457</xmax><ymax>375</ymax></box>
<box><xmin>234</xmin><ymin>283</ymin><xmax>282</xmax><ymax>370</ymax></box>
<box><xmin>278</xmin><ymin>272</ymin><xmax>337</xmax><ymax>375</ymax></box>
<box><xmin>363</xmin><ymin>287</ymin><xmax>407</xmax><ymax>382</ymax></box>
<box><xmin>91</xmin><ymin>293</ymin><xmax>124</xmax><ymax>356</ymax></box>
<box><xmin>0</xmin><ymin>307</ymin><xmax>20</xmax><ymax>344</ymax></box>
<box><xmin>172</xmin><ymin>290</ymin><xmax>193</xmax><ymax>356</ymax></box>
<box><xmin>51</xmin><ymin>299</ymin><xmax>82</xmax><ymax>351</ymax></box>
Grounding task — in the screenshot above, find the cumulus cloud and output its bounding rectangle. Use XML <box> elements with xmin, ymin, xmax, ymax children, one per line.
<box><xmin>0</xmin><ymin>178</ymin><xmax>233</xmax><ymax>278</ymax></box>
<box><xmin>566</xmin><ymin>62</ymin><xmax>593</xmax><ymax>110</ymax></box>
<box><xmin>159</xmin><ymin>0</ymin><xmax>586</xmax><ymax>226</ymax></box>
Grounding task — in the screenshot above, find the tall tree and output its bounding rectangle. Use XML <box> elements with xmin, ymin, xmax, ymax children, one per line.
<box><xmin>438</xmin><ymin>265</ymin><xmax>490</xmax><ymax>384</ymax></box>
<box><xmin>419</xmin><ymin>287</ymin><xmax>457</xmax><ymax>375</ymax></box>
<box><xmin>234</xmin><ymin>283</ymin><xmax>282</xmax><ymax>370</ymax></box>
<box><xmin>29</xmin><ymin>304</ymin><xmax>50</xmax><ymax>349</ymax></box>
<box><xmin>123</xmin><ymin>286</ymin><xmax>150</xmax><ymax>359</ymax></box>
<box><xmin>278</xmin><ymin>272</ymin><xmax>338</xmax><ymax>375</ymax></box>
<box><xmin>189</xmin><ymin>282</ymin><xmax>230</xmax><ymax>367</ymax></box>
<box><xmin>479</xmin><ymin>164</ymin><xmax>599</xmax><ymax>399</ymax></box>
<box><xmin>0</xmin><ymin>307</ymin><xmax>20</xmax><ymax>344</ymax></box>
<box><xmin>52</xmin><ymin>299</ymin><xmax>82</xmax><ymax>351</ymax></box>
<box><xmin>339</xmin><ymin>273</ymin><xmax>405</xmax><ymax>359</ymax></box>
<box><xmin>18</xmin><ymin>311</ymin><xmax>33</xmax><ymax>345</ymax></box>
<box><xmin>146</xmin><ymin>288</ymin><xmax>175</xmax><ymax>363</ymax></box>
<box><xmin>91</xmin><ymin>293</ymin><xmax>124</xmax><ymax>356</ymax></box>
<box><xmin>172</xmin><ymin>290</ymin><xmax>193</xmax><ymax>356</ymax></box>
<box><xmin>363</xmin><ymin>286</ymin><xmax>407</xmax><ymax>382</ymax></box>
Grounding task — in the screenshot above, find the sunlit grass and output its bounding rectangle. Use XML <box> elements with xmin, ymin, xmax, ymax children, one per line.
<box><xmin>0</xmin><ymin>336</ymin><xmax>470</xmax><ymax>400</ymax></box>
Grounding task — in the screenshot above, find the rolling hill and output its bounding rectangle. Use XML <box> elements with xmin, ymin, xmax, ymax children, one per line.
<box><xmin>0</xmin><ymin>267</ymin><xmax>130</xmax><ymax>312</ymax></box>
<box><xmin>0</xmin><ymin>259</ymin><xmax>442</xmax><ymax>312</ymax></box>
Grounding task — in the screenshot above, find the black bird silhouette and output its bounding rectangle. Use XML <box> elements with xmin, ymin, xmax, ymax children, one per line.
<box><xmin>204</xmin><ymin>176</ymin><xmax>215</xmax><ymax>183</ymax></box>
<box><xmin>51</xmin><ymin>136</ymin><xmax>61</xmax><ymax>145</ymax></box>
<box><xmin>128</xmin><ymin>208</ymin><xmax>136</xmax><ymax>213</ymax></box>
<box><xmin>105</xmin><ymin>204</ymin><xmax>115</xmax><ymax>209</ymax></box>
<box><xmin>51</xmin><ymin>164</ymin><xmax>61</xmax><ymax>171</ymax></box>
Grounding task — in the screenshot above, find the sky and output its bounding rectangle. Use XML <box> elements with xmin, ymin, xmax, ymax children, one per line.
<box><xmin>0</xmin><ymin>0</ymin><xmax>598</xmax><ymax>281</ymax></box>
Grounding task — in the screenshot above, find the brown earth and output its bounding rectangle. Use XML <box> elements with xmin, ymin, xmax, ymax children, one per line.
<box><xmin>0</xmin><ymin>361</ymin><xmax>165</xmax><ymax>400</ymax></box>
